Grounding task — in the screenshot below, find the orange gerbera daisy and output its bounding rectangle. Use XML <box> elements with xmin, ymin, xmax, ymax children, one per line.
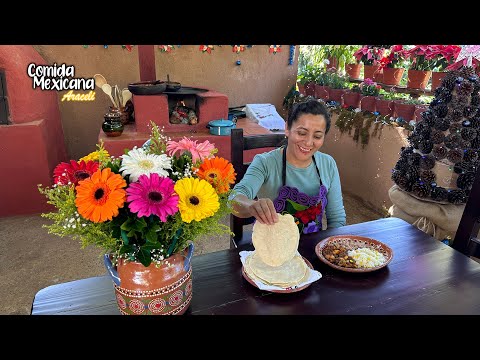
<box><xmin>195</xmin><ymin>157</ymin><xmax>236</xmax><ymax>194</ymax></box>
<box><xmin>75</xmin><ymin>168</ymin><xmax>127</xmax><ymax>223</ymax></box>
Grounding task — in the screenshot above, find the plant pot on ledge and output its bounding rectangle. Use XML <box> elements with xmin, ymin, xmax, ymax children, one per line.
<box><xmin>342</xmin><ymin>91</ymin><xmax>361</xmax><ymax>108</ymax></box>
<box><xmin>346</xmin><ymin>63</ymin><xmax>362</xmax><ymax>79</ymax></box>
<box><xmin>360</xmin><ymin>96</ymin><xmax>376</xmax><ymax>113</ymax></box>
<box><xmin>376</xmin><ymin>99</ymin><xmax>394</xmax><ymax>116</ymax></box>
<box><xmin>314</xmin><ymin>84</ymin><xmax>330</xmax><ymax>100</ymax></box>
<box><xmin>382</xmin><ymin>67</ymin><xmax>405</xmax><ymax>86</ymax></box>
<box><xmin>394</xmin><ymin>101</ymin><xmax>416</xmax><ymax>121</ymax></box>
<box><xmin>431</xmin><ymin>71</ymin><xmax>447</xmax><ymax>91</ymax></box>
<box><xmin>364</xmin><ymin>64</ymin><xmax>383</xmax><ymax>83</ymax></box>
<box><xmin>304</xmin><ymin>82</ymin><xmax>316</xmax><ymax>96</ymax></box>
<box><xmin>329</xmin><ymin>88</ymin><xmax>345</xmax><ymax>104</ymax></box>
<box><xmin>407</xmin><ymin>69</ymin><xmax>432</xmax><ymax>90</ymax></box>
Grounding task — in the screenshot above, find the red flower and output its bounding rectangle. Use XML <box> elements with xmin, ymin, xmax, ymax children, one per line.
<box><xmin>53</xmin><ymin>160</ymin><xmax>99</xmax><ymax>186</ymax></box>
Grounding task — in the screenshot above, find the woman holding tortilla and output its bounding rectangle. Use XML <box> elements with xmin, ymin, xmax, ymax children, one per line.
<box><xmin>231</xmin><ymin>99</ymin><xmax>346</xmax><ymax>234</ymax></box>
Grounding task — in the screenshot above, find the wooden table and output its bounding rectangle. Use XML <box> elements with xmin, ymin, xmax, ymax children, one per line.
<box><xmin>31</xmin><ymin>217</ymin><xmax>480</xmax><ymax>315</ymax></box>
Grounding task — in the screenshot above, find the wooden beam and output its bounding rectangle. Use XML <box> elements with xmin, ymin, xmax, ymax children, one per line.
<box><xmin>138</xmin><ymin>45</ymin><xmax>156</xmax><ymax>81</ymax></box>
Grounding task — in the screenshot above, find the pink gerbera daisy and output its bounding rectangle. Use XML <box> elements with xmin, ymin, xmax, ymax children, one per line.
<box><xmin>167</xmin><ymin>137</ymin><xmax>215</xmax><ymax>164</ymax></box>
<box><xmin>53</xmin><ymin>160</ymin><xmax>99</xmax><ymax>186</ymax></box>
<box><xmin>126</xmin><ymin>173</ymin><xmax>179</xmax><ymax>221</ymax></box>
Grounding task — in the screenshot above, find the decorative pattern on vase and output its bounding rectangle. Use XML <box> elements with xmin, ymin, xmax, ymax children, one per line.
<box><xmin>114</xmin><ymin>267</ymin><xmax>192</xmax><ymax>315</ymax></box>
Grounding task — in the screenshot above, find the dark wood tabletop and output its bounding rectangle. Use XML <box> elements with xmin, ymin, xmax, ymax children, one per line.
<box><xmin>31</xmin><ymin>217</ymin><xmax>480</xmax><ymax>315</ymax></box>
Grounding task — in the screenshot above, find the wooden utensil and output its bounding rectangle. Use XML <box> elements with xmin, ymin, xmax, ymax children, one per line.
<box><xmin>101</xmin><ymin>84</ymin><xmax>116</xmax><ymax>106</ymax></box>
<box><xmin>122</xmin><ymin>89</ymin><xmax>132</xmax><ymax>106</ymax></box>
<box><xmin>93</xmin><ymin>74</ymin><xmax>107</xmax><ymax>89</ymax></box>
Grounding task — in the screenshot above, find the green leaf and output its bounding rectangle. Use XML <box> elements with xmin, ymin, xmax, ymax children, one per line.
<box><xmin>120</xmin><ymin>229</ymin><xmax>129</xmax><ymax>245</ymax></box>
<box><xmin>286</xmin><ymin>199</ymin><xmax>308</xmax><ymax>212</ymax></box>
<box><xmin>137</xmin><ymin>247</ymin><xmax>152</xmax><ymax>267</ymax></box>
<box><xmin>145</xmin><ymin>225</ymin><xmax>159</xmax><ymax>243</ymax></box>
<box><xmin>119</xmin><ymin>244</ymin><xmax>134</xmax><ymax>255</ymax></box>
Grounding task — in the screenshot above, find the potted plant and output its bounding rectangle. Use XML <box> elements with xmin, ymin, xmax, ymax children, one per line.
<box><xmin>327</xmin><ymin>71</ymin><xmax>349</xmax><ymax>104</ymax></box>
<box><xmin>376</xmin><ymin>89</ymin><xmax>397</xmax><ymax>117</ymax></box>
<box><xmin>354</xmin><ymin>45</ymin><xmax>386</xmax><ymax>82</ymax></box>
<box><xmin>343</xmin><ymin>84</ymin><xmax>362</xmax><ymax>108</ymax></box>
<box><xmin>430</xmin><ymin>45</ymin><xmax>461</xmax><ymax>90</ymax></box>
<box><xmin>358</xmin><ymin>78</ymin><xmax>381</xmax><ymax>112</ymax></box>
<box><xmin>406</xmin><ymin>45</ymin><xmax>438</xmax><ymax>90</ymax></box>
<box><xmin>379</xmin><ymin>45</ymin><xmax>409</xmax><ymax>86</ymax></box>
<box><xmin>38</xmin><ymin>122</ymin><xmax>237</xmax><ymax>315</ymax></box>
<box><xmin>314</xmin><ymin>71</ymin><xmax>331</xmax><ymax>100</ymax></box>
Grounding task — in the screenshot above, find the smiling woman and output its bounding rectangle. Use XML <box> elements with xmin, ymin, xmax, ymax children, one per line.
<box><xmin>230</xmin><ymin>99</ymin><xmax>346</xmax><ymax>235</ymax></box>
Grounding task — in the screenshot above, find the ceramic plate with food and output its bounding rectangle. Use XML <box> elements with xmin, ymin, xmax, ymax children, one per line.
<box><xmin>315</xmin><ymin>235</ymin><xmax>393</xmax><ymax>273</ymax></box>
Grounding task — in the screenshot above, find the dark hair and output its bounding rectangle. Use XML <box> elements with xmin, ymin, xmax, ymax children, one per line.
<box><xmin>287</xmin><ymin>99</ymin><xmax>331</xmax><ymax>134</ymax></box>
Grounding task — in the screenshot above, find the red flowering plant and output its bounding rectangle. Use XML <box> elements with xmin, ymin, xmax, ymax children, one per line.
<box><xmin>406</xmin><ymin>45</ymin><xmax>438</xmax><ymax>71</ymax></box>
<box><xmin>378</xmin><ymin>45</ymin><xmax>409</xmax><ymax>69</ymax></box>
<box><xmin>431</xmin><ymin>45</ymin><xmax>461</xmax><ymax>72</ymax></box>
<box><xmin>353</xmin><ymin>46</ymin><xmax>386</xmax><ymax>66</ymax></box>
<box><xmin>38</xmin><ymin>122</ymin><xmax>236</xmax><ymax>267</ymax></box>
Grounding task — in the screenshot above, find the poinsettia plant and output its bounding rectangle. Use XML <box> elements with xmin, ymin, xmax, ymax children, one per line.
<box><xmin>406</xmin><ymin>45</ymin><xmax>438</xmax><ymax>71</ymax></box>
<box><xmin>353</xmin><ymin>46</ymin><xmax>386</xmax><ymax>66</ymax></box>
<box><xmin>38</xmin><ymin>122</ymin><xmax>236</xmax><ymax>267</ymax></box>
<box><xmin>431</xmin><ymin>45</ymin><xmax>461</xmax><ymax>72</ymax></box>
<box><xmin>379</xmin><ymin>45</ymin><xmax>409</xmax><ymax>69</ymax></box>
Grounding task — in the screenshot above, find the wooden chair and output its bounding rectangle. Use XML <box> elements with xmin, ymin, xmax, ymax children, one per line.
<box><xmin>230</xmin><ymin>128</ymin><xmax>286</xmax><ymax>248</ymax></box>
<box><xmin>452</xmin><ymin>167</ymin><xmax>480</xmax><ymax>257</ymax></box>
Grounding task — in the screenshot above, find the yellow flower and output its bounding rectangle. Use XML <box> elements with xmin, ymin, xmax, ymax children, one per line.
<box><xmin>79</xmin><ymin>149</ymin><xmax>110</xmax><ymax>163</ymax></box>
<box><xmin>174</xmin><ymin>177</ymin><xmax>219</xmax><ymax>223</ymax></box>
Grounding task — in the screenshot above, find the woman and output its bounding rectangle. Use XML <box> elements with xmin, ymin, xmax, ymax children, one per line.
<box><xmin>231</xmin><ymin>99</ymin><xmax>346</xmax><ymax>233</ymax></box>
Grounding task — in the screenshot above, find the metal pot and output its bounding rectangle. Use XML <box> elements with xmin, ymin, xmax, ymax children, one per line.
<box><xmin>207</xmin><ymin>119</ymin><xmax>236</xmax><ymax>136</ymax></box>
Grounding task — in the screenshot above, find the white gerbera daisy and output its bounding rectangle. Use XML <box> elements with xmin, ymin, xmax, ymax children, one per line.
<box><xmin>120</xmin><ymin>148</ymin><xmax>172</xmax><ymax>182</ymax></box>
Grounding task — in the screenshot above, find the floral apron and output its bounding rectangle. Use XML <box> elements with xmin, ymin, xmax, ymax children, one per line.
<box><xmin>272</xmin><ymin>145</ymin><xmax>328</xmax><ymax>234</ymax></box>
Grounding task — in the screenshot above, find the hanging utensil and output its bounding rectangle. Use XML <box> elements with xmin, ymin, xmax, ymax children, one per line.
<box><xmin>101</xmin><ymin>84</ymin><xmax>116</xmax><ymax>106</ymax></box>
<box><xmin>122</xmin><ymin>89</ymin><xmax>132</xmax><ymax>106</ymax></box>
<box><xmin>93</xmin><ymin>74</ymin><xmax>107</xmax><ymax>89</ymax></box>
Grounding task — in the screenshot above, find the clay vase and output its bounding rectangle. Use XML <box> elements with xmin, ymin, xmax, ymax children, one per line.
<box><xmin>104</xmin><ymin>243</ymin><xmax>194</xmax><ymax>315</ymax></box>
<box><xmin>407</xmin><ymin>69</ymin><xmax>432</xmax><ymax>90</ymax></box>
<box><xmin>342</xmin><ymin>91</ymin><xmax>361</xmax><ymax>108</ymax></box>
<box><xmin>382</xmin><ymin>67</ymin><xmax>405</xmax><ymax>86</ymax></box>
<box><xmin>364</xmin><ymin>64</ymin><xmax>383</xmax><ymax>83</ymax></box>
<box><xmin>329</xmin><ymin>88</ymin><xmax>345</xmax><ymax>104</ymax></box>
<box><xmin>394</xmin><ymin>101</ymin><xmax>416</xmax><ymax>121</ymax></box>
<box><xmin>109</xmin><ymin>106</ymin><xmax>129</xmax><ymax>125</ymax></box>
<box><xmin>376</xmin><ymin>99</ymin><xmax>394</xmax><ymax>116</ymax></box>
<box><xmin>360</xmin><ymin>95</ymin><xmax>377</xmax><ymax>113</ymax></box>
<box><xmin>314</xmin><ymin>84</ymin><xmax>330</xmax><ymax>100</ymax></box>
<box><xmin>345</xmin><ymin>63</ymin><xmax>362</xmax><ymax>79</ymax></box>
<box><xmin>431</xmin><ymin>71</ymin><xmax>446</xmax><ymax>91</ymax></box>
<box><xmin>304</xmin><ymin>82</ymin><xmax>316</xmax><ymax>96</ymax></box>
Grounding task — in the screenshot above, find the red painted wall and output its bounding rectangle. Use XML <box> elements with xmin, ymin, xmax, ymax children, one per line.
<box><xmin>0</xmin><ymin>46</ymin><xmax>67</xmax><ymax>217</ymax></box>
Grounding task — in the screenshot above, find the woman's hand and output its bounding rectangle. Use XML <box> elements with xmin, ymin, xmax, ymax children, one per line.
<box><xmin>248</xmin><ymin>198</ymin><xmax>278</xmax><ymax>225</ymax></box>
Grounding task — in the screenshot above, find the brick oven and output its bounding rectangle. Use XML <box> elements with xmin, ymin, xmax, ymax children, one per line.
<box><xmin>133</xmin><ymin>87</ymin><xmax>228</xmax><ymax>133</ymax></box>
<box><xmin>99</xmin><ymin>86</ymin><xmax>233</xmax><ymax>159</ymax></box>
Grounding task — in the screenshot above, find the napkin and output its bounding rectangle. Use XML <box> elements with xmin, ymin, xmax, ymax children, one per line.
<box><xmin>239</xmin><ymin>250</ymin><xmax>322</xmax><ymax>291</ymax></box>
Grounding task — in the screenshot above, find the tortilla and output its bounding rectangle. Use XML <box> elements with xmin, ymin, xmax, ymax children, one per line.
<box><xmin>244</xmin><ymin>252</ymin><xmax>308</xmax><ymax>288</ymax></box>
<box><xmin>252</xmin><ymin>213</ymin><xmax>299</xmax><ymax>266</ymax></box>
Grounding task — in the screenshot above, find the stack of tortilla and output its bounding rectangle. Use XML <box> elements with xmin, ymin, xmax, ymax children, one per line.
<box><xmin>244</xmin><ymin>213</ymin><xmax>310</xmax><ymax>288</ymax></box>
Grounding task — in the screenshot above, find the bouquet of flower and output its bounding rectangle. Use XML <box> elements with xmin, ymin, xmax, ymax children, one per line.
<box><xmin>38</xmin><ymin>122</ymin><xmax>236</xmax><ymax>267</ymax></box>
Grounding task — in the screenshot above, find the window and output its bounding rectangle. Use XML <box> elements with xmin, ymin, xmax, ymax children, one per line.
<box><xmin>0</xmin><ymin>70</ymin><xmax>10</xmax><ymax>125</ymax></box>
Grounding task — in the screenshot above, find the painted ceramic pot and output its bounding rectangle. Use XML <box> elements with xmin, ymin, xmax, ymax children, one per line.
<box><xmin>104</xmin><ymin>243</ymin><xmax>194</xmax><ymax>315</ymax></box>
